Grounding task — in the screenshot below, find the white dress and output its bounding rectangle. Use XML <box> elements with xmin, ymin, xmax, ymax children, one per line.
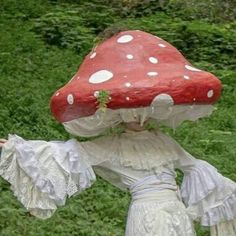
<box><xmin>0</xmin><ymin>130</ymin><xmax>235</xmax><ymax>236</ymax></box>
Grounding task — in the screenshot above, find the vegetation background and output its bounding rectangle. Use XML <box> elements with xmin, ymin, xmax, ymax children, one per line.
<box><xmin>0</xmin><ymin>0</ymin><xmax>235</xmax><ymax>235</ymax></box>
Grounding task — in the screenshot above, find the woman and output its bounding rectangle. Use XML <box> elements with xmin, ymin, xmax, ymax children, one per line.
<box><xmin>0</xmin><ymin>30</ymin><xmax>235</xmax><ymax>236</ymax></box>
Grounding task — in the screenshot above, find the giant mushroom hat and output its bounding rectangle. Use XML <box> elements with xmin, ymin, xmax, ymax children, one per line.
<box><xmin>50</xmin><ymin>30</ymin><xmax>222</xmax><ymax>137</ymax></box>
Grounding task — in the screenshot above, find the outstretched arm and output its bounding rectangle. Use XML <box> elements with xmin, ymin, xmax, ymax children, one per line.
<box><xmin>0</xmin><ymin>135</ymin><xmax>96</xmax><ymax>219</ymax></box>
<box><xmin>174</xmin><ymin>143</ymin><xmax>236</xmax><ymax>235</ymax></box>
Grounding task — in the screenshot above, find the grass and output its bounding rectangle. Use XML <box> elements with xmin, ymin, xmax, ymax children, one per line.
<box><xmin>0</xmin><ymin>1</ymin><xmax>235</xmax><ymax>235</ymax></box>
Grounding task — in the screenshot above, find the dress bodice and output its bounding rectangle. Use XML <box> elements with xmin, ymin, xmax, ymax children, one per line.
<box><xmin>80</xmin><ymin>129</ymin><xmax>179</xmax><ymax>190</ymax></box>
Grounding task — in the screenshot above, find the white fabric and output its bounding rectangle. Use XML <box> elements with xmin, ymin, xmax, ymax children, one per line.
<box><xmin>0</xmin><ymin>130</ymin><xmax>236</xmax><ymax>236</ymax></box>
<box><xmin>211</xmin><ymin>219</ymin><xmax>236</xmax><ymax>236</ymax></box>
<box><xmin>0</xmin><ymin>134</ymin><xmax>96</xmax><ymax>219</ymax></box>
<box><xmin>82</xmin><ymin>130</ymin><xmax>183</xmax><ymax>172</ymax></box>
<box><xmin>126</xmin><ymin>172</ymin><xmax>195</xmax><ymax>235</ymax></box>
<box><xmin>129</xmin><ymin>173</ymin><xmax>178</xmax><ymax>201</ymax></box>
<box><xmin>63</xmin><ymin>104</ymin><xmax>214</xmax><ymax>137</ymax></box>
<box><xmin>126</xmin><ymin>200</ymin><xmax>195</xmax><ymax>236</ymax></box>
<box><xmin>175</xmin><ymin>153</ymin><xmax>236</xmax><ymax>235</ymax></box>
<box><xmin>178</xmin><ymin>159</ymin><xmax>236</xmax><ymax>226</ymax></box>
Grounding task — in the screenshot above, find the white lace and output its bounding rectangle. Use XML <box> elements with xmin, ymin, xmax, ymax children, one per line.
<box><xmin>181</xmin><ymin>160</ymin><xmax>236</xmax><ymax>227</ymax></box>
<box><xmin>63</xmin><ymin>104</ymin><xmax>214</xmax><ymax>137</ymax></box>
<box><xmin>0</xmin><ymin>135</ymin><xmax>96</xmax><ymax>219</ymax></box>
<box><xmin>126</xmin><ymin>174</ymin><xmax>194</xmax><ymax>236</ymax></box>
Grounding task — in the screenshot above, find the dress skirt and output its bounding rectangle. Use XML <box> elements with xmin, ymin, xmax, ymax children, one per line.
<box><xmin>125</xmin><ymin>190</ymin><xmax>195</xmax><ymax>236</ymax></box>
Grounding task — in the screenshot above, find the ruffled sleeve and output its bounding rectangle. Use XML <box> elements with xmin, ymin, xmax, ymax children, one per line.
<box><xmin>0</xmin><ymin>134</ymin><xmax>96</xmax><ymax>219</ymax></box>
<box><xmin>175</xmin><ymin>149</ymin><xmax>236</xmax><ymax>235</ymax></box>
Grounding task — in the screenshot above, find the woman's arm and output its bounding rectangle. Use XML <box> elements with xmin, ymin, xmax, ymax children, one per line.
<box><xmin>0</xmin><ymin>135</ymin><xmax>96</xmax><ymax>219</ymax></box>
<box><xmin>174</xmin><ymin>145</ymin><xmax>236</xmax><ymax>235</ymax></box>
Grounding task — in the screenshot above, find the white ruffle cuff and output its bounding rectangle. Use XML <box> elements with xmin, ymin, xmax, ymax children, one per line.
<box><xmin>0</xmin><ymin>135</ymin><xmax>96</xmax><ymax>219</ymax></box>
<box><xmin>180</xmin><ymin>159</ymin><xmax>236</xmax><ymax>228</ymax></box>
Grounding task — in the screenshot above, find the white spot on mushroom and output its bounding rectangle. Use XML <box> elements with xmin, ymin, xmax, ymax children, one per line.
<box><xmin>185</xmin><ymin>65</ymin><xmax>201</xmax><ymax>72</ymax></box>
<box><xmin>193</xmin><ymin>98</ymin><xmax>196</xmax><ymax>101</ymax></box>
<box><xmin>183</xmin><ymin>75</ymin><xmax>190</xmax><ymax>80</ymax></box>
<box><xmin>125</xmin><ymin>82</ymin><xmax>131</xmax><ymax>87</ymax></box>
<box><xmin>126</xmin><ymin>54</ymin><xmax>133</xmax><ymax>60</ymax></box>
<box><xmin>158</xmin><ymin>43</ymin><xmax>166</xmax><ymax>48</ymax></box>
<box><xmin>67</xmin><ymin>94</ymin><xmax>74</xmax><ymax>105</ymax></box>
<box><xmin>149</xmin><ymin>57</ymin><xmax>158</xmax><ymax>64</ymax></box>
<box><xmin>123</xmin><ymin>75</ymin><xmax>127</xmax><ymax>78</ymax></box>
<box><xmin>89</xmin><ymin>70</ymin><xmax>113</xmax><ymax>84</ymax></box>
<box><xmin>151</xmin><ymin>93</ymin><xmax>174</xmax><ymax>106</ymax></box>
<box><xmin>90</xmin><ymin>52</ymin><xmax>96</xmax><ymax>59</ymax></box>
<box><xmin>94</xmin><ymin>91</ymin><xmax>99</xmax><ymax>98</ymax></box>
<box><xmin>77</xmin><ymin>76</ymin><xmax>80</xmax><ymax>80</ymax></box>
<box><xmin>126</xmin><ymin>97</ymin><xmax>130</xmax><ymax>101</ymax></box>
<box><xmin>109</xmin><ymin>96</ymin><xmax>112</xmax><ymax>100</ymax></box>
<box><xmin>147</xmin><ymin>72</ymin><xmax>158</xmax><ymax>77</ymax></box>
<box><xmin>207</xmin><ymin>90</ymin><xmax>214</xmax><ymax>98</ymax></box>
<box><xmin>55</xmin><ymin>92</ymin><xmax>60</xmax><ymax>96</ymax></box>
<box><xmin>117</xmin><ymin>35</ymin><xmax>133</xmax><ymax>43</ymax></box>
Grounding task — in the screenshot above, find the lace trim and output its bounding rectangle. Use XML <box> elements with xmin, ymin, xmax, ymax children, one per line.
<box><xmin>13</xmin><ymin>136</ymin><xmax>67</xmax><ymax>205</ymax></box>
<box><xmin>0</xmin><ymin>135</ymin><xmax>96</xmax><ymax>218</ymax></box>
<box><xmin>201</xmin><ymin>189</ymin><xmax>236</xmax><ymax>226</ymax></box>
<box><xmin>63</xmin><ymin>105</ymin><xmax>214</xmax><ymax>137</ymax></box>
<box><xmin>126</xmin><ymin>201</ymin><xmax>195</xmax><ymax>236</ymax></box>
<box><xmin>51</xmin><ymin>139</ymin><xmax>96</xmax><ymax>197</ymax></box>
<box><xmin>0</xmin><ymin>140</ymin><xmax>56</xmax><ymax>219</ymax></box>
<box><xmin>84</xmin><ymin>131</ymin><xmax>182</xmax><ymax>171</ymax></box>
<box><xmin>181</xmin><ymin>160</ymin><xmax>225</xmax><ymax>205</ymax></box>
<box><xmin>181</xmin><ymin>159</ymin><xmax>236</xmax><ymax>226</ymax></box>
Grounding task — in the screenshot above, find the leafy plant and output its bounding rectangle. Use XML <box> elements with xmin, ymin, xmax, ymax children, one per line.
<box><xmin>33</xmin><ymin>10</ymin><xmax>95</xmax><ymax>55</ymax></box>
<box><xmin>167</xmin><ymin>0</ymin><xmax>236</xmax><ymax>23</ymax></box>
<box><xmin>96</xmin><ymin>90</ymin><xmax>110</xmax><ymax>112</ymax></box>
<box><xmin>121</xmin><ymin>0</ymin><xmax>170</xmax><ymax>17</ymax></box>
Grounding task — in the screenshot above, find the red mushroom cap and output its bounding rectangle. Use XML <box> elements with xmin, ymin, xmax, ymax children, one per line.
<box><xmin>50</xmin><ymin>30</ymin><xmax>222</xmax><ymax>123</ymax></box>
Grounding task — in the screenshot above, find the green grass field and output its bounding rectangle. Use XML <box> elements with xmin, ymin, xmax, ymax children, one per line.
<box><xmin>0</xmin><ymin>1</ymin><xmax>235</xmax><ymax>235</ymax></box>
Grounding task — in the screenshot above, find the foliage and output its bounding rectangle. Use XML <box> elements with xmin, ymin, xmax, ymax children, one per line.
<box><xmin>167</xmin><ymin>0</ymin><xmax>236</xmax><ymax>23</ymax></box>
<box><xmin>56</xmin><ymin>0</ymin><xmax>236</xmax><ymax>23</ymax></box>
<box><xmin>0</xmin><ymin>0</ymin><xmax>49</xmax><ymax>19</ymax></box>
<box><xmin>75</xmin><ymin>1</ymin><xmax>119</xmax><ymax>34</ymax></box>
<box><xmin>32</xmin><ymin>1</ymin><xmax>236</xmax><ymax>66</ymax></box>
<box><xmin>119</xmin><ymin>0</ymin><xmax>169</xmax><ymax>17</ymax></box>
<box><xmin>121</xmin><ymin>0</ymin><xmax>236</xmax><ymax>22</ymax></box>
<box><xmin>96</xmin><ymin>90</ymin><xmax>111</xmax><ymax>112</ymax></box>
<box><xmin>33</xmin><ymin>9</ymin><xmax>95</xmax><ymax>56</ymax></box>
<box><xmin>0</xmin><ymin>0</ymin><xmax>235</xmax><ymax>235</ymax></box>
